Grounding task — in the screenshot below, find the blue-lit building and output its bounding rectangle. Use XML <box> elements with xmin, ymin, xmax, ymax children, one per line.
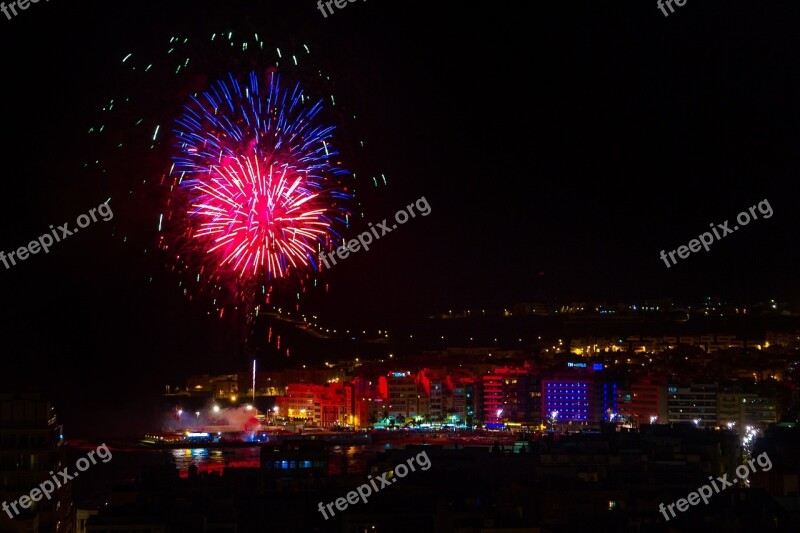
<box><xmin>542</xmin><ymin>378</ymin><xmax>593</xmax><ymax>425</ymax></box>
<box><xmin>542</xmin><ymin>363</ymin><xmax>618</xmax><ymax>427</ymax></box>
<box><xmin>599</xmin><ymin>381</ymin><xmax>619</xmax><ymax>422</ymax></box>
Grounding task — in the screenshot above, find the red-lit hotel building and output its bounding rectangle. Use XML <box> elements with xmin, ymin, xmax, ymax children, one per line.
<box><xmin>629</xmin><ymin>375</ymin><xmax>668</xmax><ymax>424</ymax></box>
<box><xmin>483</xmin><ymin>372</ymin><xmax>504</xmax><ymax>425</ymax></box>
<box><xmin>482</xmin><ymin>365</ymin><xmax>542</xmax><ymax>426</ymax></box>
<box><xmin>351</xmin><ymin>376</ymin><xmax>388</xmax><ymax>428</ymax></box>
<box><xmin>275</xmin><ymin>383</ymin><xmax>353</xmax><ymax>428</ymax></box>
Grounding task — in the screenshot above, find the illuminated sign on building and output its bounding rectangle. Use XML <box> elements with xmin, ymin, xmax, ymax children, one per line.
<box><xmin>567</xmin><ymin>362</ymin><xmax>587</xmax><ymax>368</ymax></box>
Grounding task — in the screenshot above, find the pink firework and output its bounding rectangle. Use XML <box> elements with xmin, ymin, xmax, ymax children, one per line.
<box><xmin>171</xmin><ymin>70</ymin><xmax>351</xmax><ymax>281</ymax></box>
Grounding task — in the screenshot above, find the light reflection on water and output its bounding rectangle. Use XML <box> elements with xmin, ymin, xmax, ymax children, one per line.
<box><xmin>167</xmin><ymin>445</ymin><xmax>375</xmax><ymax>477</ymax></box>
<box><xmin>169</xmin><ymin>447</ymin><xmax>261</xmax><ymax>477</ymax></box>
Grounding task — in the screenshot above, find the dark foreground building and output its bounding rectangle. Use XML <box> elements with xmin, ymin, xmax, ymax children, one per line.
<box><xmin>0</xmin><ymin>393</ymin><xmax>73</xmax><ymax>533</ymax></box>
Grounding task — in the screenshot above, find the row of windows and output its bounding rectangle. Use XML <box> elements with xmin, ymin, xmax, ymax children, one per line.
<box><xmin>264</xmin><ymin>460</ymin><xmax>326</xmax><ymax>469</ymax></box>
<box><xmin>547</xmin><ymin>403</ymin><xmax>588</xmax><ymax>414</ymax></box>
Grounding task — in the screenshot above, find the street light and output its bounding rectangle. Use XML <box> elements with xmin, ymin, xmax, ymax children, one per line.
<box><xmin>549</xmin><ymin>410</ymin><xmax>559</xmax><ymax>432</ymax></box>
<box><xmin>195</xmin><ymin>411</ymin><xmax>200</xmax><ymax>426</ymax></box>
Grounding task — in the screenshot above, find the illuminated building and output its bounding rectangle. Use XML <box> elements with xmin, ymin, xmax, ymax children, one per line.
<box><xmin>542</xmin><ymin>363</ymin><xmax>616</xmax><ymax>426</ymax></box>
<box><xmin>667</xmin><ymin>383</ymin><xmax>717</xmax><ymax>427</ymax></box>
<box><xmin>598</xmin><ymin>381</ymin><xmax>619</xmax><ymax>423</ymax></box>
<box><xmin>355</xmin><ymin>396</ymin><xmax>388</xmax><ymax>428</ymax></box>
<box><xmin>717</xmin><ymin>393</ymin><xmax>778</xmax><ymax>428</ymax></box>
<box><xmin>378</xmin><ymin>372</ymin><xmax>428</xmax><ymax>421</ymax></box>
<box><xmin>209</xmin><ymin>375</ymin><xmax>238</xmax><ymax>399</ymax></box>
<box><xmin>417</xmin><ymin>369</ymin><xmax>445</xmax><ymax>422</ymax></box>
<box><xmin>351</xmin><ymin>377</ymin><xmax>386</xmax><ymax>428</ymax></box>
<box><xmin>461</xmin><ymin>378</ymin><xmax>480</xmax><ymax>428</ymax></box>
<box><xmin>628</xmin><ymin>375</ymin><xmax>668</xmax><ymax>425</ymax></box>
<box><xmin>275</xmin><ymin>383</ymin><xmax>352</xmax><ymax>428</ymax></box>
<box><xmin>542</xmin><ymin>378</ymin><xmax>593</xmax><ymax>424</ymax></box>
<box><xmin>417</xmin><ymin>370</ymin><xmax>468</xmax><ymax>425</ymax></box>
<box><xmin>481</xmin><ymin>365</ymin><xmax>541</xmax><ymax>426</ymax></box>
<box><xmin>483</xmin><ymin>373</ymin><xmax>503</xmax><ymax>425</ymax></box>
<box><xmin>445</xmin><ymin>385</ymin><xmax>467</xmax><ymax>426</ymax></box>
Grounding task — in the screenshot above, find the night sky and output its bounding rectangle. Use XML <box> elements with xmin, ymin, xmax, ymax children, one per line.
<box><xmin>1</xmin><ymin>0</ymin><xmax>799</xmax><ymax>436</ymax></box>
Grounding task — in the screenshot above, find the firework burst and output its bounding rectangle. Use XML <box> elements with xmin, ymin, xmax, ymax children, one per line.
<box><xmin>81</xmin><ymin>31</ymin><xmax>385</xmax><ymax>361</ymax></box>
<box><xmin>172</xmin><ymin>70</ymin><xmax>351</xmax><ymax>281</ymax></box>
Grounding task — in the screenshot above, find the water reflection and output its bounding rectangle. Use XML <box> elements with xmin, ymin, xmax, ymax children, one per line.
<box><xmin>166</xmin><ymin>445</ymin><xmax>375</xmax><ymax>477</ymax></box>
<box><xmin>169</xmin><ymin>447</ymin><xmax>261</xmax><ymax>476</ymax></box>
